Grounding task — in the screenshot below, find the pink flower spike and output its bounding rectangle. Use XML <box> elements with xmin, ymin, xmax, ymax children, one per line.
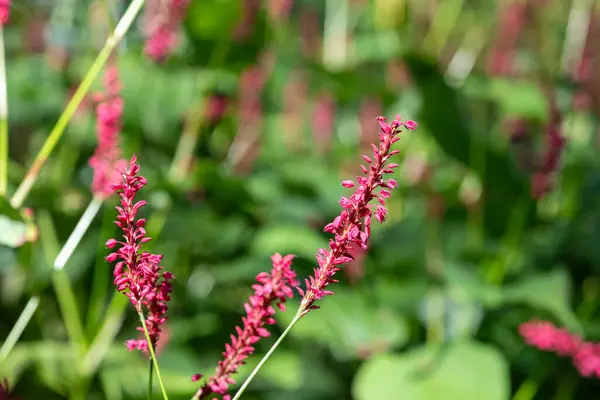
<box><xmin>142</xmin><ymin>0</ymin><xmax>190</xmax><ymax>62</ymax></box>
<box><xmin>105</xmin><ymin>156</ymin><xmax>174</xmax><ymax>353</ymax></box>
<box><xmin>0</xmin><ymin>0</ymin><xmax>10</xmax><ymax>25</ymax></box>
<box><xmin>89</xmin><ymin>63</ymin><xmax>127</xmax><ymax>198</ymax></box>
<box><xmin>518</xmin><ymin>319</ymin><xmax>600</xmax><ymax>379</ymax></box>
<box><xmin>298</xmin><ymin>115</ymin><xmax>417</xmax><ymax>316</ymax></box>
<box><xmin>192</xmin><ymin>253</ymin><xmax>298</xmax><ymax>400</ymax></box>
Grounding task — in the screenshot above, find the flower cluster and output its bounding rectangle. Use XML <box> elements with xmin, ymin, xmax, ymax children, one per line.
<box><xmin>531</xmin><ymin>105</ymin><xmax>566</xmax><ymax>199</ymax></box>
<box><xmin>143</xmin><ymin>0</ymin><xmax>190</xmax><ymax>62</ymax></box>
<box><xmin>192</xmin><ymin>253</ymin><xmax>298</xmax><ymax>400</ymax></box>
<box><xmin>519</xmin><ymin>319</ymin><xmax>600</xmax><ymax>378</ymax></box>
<box><xmin>105</xmin><ymin>156</ymin><xmax>174</xmax><ymax>351</ymax></box>
<box><xmin>89</xmin><ymin>63</ymin><xmax>126</xmax><ymax>198</ymax></box>
<box><xmin>486</xmin><ymin>1</ymin><xmax>528</xmax><ymax>76</ymax></box>
<box><xmin>0</xmin><ymin>0</ymin><xmax>9</xmax><ymax>25</ymax></box>
<box><xmin>298</xmin><ymin>115</ymin><xmax>417</xmax><ymax>315</ymax></box>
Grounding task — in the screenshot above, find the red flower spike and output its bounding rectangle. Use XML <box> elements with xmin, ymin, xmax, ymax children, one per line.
<box><xmin>192</xmin><ymin>253</ymin><xmax>298</xmax><ymax>399</ymax></box>
<box><xmin>105</xmin><ymin>156</ymin><xmax>174</xmax><ymax>352</ymax></box>
<box><xmin>89</xmin><ymin>63</ymin><xmax>127</xmax><ymax>198</ymax></box>
<box><xmin>298</xmin><ymin>115</ymin><xmax>417</xmax><ymax>316</ymax></box>
<box><xmin>519</xmin><ymin>319</ymin><xmax>600</xmax><ymax>379</ymax></box>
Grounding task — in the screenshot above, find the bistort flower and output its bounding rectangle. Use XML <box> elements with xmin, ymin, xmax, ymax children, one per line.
<box><xmin>192</xmin><ymin>253</ymin><xmax>297</xmax><ymax>400</ymax></box>
<box><xmin>105</xmin><ymin>155</ymin><xmax>174</xmax><ymax>351</ymax></box>
<box><xmin>298</xmin><ymin>115</ymin><xmax>417</xmax><ymax>316</ymax></box>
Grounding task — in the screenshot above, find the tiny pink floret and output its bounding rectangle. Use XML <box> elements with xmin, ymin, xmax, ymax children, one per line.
<box><xmin>105</xmin><ymin>156</ymin><xmax>174</xmax><ymax>352</ymax></box>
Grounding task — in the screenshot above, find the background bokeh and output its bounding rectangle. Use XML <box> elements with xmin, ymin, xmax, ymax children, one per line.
<box><xmin>1</xmin><ymin>0</ymin><xmax>600</xmax><ymax>399</ymax></box>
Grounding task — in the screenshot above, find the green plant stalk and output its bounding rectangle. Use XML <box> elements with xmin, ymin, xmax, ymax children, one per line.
<box><xmin>0</xmin><ymin>296</ymin><xmax>40</xmax><ymax>364</ymax></box>
<box><xmin>80</xmin><ymin>293</ymin><xmax>128</xmax><ymax>376</ymax></box>
<box><xmin>0</xmin><ymin>26</ymin><xmax>7</xmax><ymax>197</ymax></box>
<box><xmin>9</xmin><ymin>0</ymin><xmax>147</xmax><ymax>209</ymax></box>
<box><xmin>52</xmin><ymin>270</ymin><xmax>88</xmax><ymax>356</ymax></box>
<box><xmin>148</xmin><ymin>360</ymin><xmax>154</xmax><ymax>400</ymax></box>
<box><xmin>422</xmin><ymin>0</ymin><xmax>466</xmax><ymax>55</ymax></box>
<box><xmin>511</xmin><ymin>379</ymin><xmax>538</xmax><ymax>400</ymax></box>
<box><xmin>139</xmin><ymin>311</ymin><xmax>169</xmax><ymax>400</ymax></box>
<box><xmin>486</xmin><ymin>196</ymin><xmax>530</xmax><ymax>285</ymax></box>
<box><xmin>86</xmin><ymin>202</ymin><xmax>119</xmax><ymax>338</ymax></box>
<box><xmin>229</xmin><ymin>312</ymin><xmax>302</xmax><ymax>400</ymax></box>
<box><xmin>54</xmin><ymin>196</ymin><xmax>104</xmax><ymax>271</ymax></box>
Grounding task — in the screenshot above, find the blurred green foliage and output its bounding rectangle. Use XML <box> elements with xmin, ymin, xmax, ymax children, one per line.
<box><xmin>2</xmin><ymin>0</ymin><xmax>600</xmax><ymax>399</ymax></box>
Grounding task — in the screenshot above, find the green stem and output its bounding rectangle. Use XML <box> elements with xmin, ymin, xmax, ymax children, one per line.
<box><xmin>148</xmin><ymin>359</ymin><xmax>154</xmax><ymax>400</ymax></box>
<box><xmin>229</xmin><ymin>312</ymin><xmax>302</xmax><ymax>400</ymax></box>
<box><xmin>54</xmin><ymin>196</ymin><xmax>104</xmax><ymax>271</ymax></box>
<box><xmin>52</xmin><ymin>270</ymin><xmax>88</xmax><ymax>356</ymax></box>
<box><xmin>0</xmin><ymin>296</ymin><xmax>40</xmax><ymax>364</ymax></box>
<box><xmin>0</xmin><ymin>26</ymin><xmax>7</xmax><ymax>197</ymax></box>
<box><xmin>80</xmin><ymin>293</ymin><xmax>128</xmax><ymax>376</ymax></box>
<box><xmin>512</xmin><ymin>379</ymin><xmax>538</xmax><ymax>400</ymax></box>
<box><xmin>9</xmin><ymin>0</ymin><xmax>147</xmax><ymax>209</ymax></box>
<box><xmin>138</xmin><ymin>311</ymin><xmax>169</xmax><ymax>400</ymax></box>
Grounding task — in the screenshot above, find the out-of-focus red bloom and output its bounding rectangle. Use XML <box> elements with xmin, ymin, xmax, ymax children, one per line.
<box><xmin>105</xmin><ymin>156</ymin><xmax>174</xmax><ymax>352</ymax></box>
<box><xmin>0</xmin><ymin>0</ymin><xmax>10</xmax><ymax>25</ymax></box>
<box><xmin>298</xmin><ymin>116</ymin><xmax>417</xmax><ymax>315</ymax></box>
<box><xmin>266</xmin><ymin>0</ymin><xmax>294</xmax><ymax>21</ymax></box>
<box><xmin>89</xmin><ymin>63</ymin><xmax>127</xmax><ymax>198</ymax></box>
<box><xmin>311</xmin><ymin>91</ymin><xmax>335</xmax><ymax>154</ymax></box>
<box><xmin>233</xmin><ymin>0</ymin><xmax>261</xmax><ymax>41</ymax></box>
<box><xmin>531</xmin><ymin>105</ymin><xmax>566</xmax><ymax>199</ymax></box>
<box><xmin>519</xmin><ymin>319</ymin><xmax>600</xmax><ymax>378</ymax></box>
<box><xmin>0</xmin><ymin>378</ymin><xmax>20</xmax><ymax>400</ymax></box>
<box><xmin>192</xmin><ymin>254</ymin><xmax>298</xmax><ymax>400</ymax></box>
<box><xmin>143</xmin><ymin>0</ymin><xmax>190</xmax><ymax>62</ymax></box>
<box><xmin>487</xmin><ymin>2</ymin><xmax>528</xmax><ymax>76</ymax></box>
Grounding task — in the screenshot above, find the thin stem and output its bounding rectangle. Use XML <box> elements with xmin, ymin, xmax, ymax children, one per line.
<box><xmin>512</xmin><ymin>379</ymin><xmax>538</xmax><ymax>400</ymax></box>
<box><xmin>0</xmin><ymin>26</ymin><xmax>8</xmax><ymax>197</ymax></box>
<box><xmin>138</xmin><ymin>311</ymin><xmax>169</xmax><ymax>400</ymax></box>
<box><xmin>0</xmin><ymin>296</ymin><xmax>40</xmax><ymax>364</ymax></box>
<box><xmin>9</xmin><ymin>0</ymin><xmax>147</xmax><ymax>209</ymax></box>
<box><xmin>52</xmin><ymin>270</ymin><xmax>88</xmax><ymax>356</ymax></box>
<box><xmin>54</xmin><ymin>196</ymin><xmax>104</xmax><ymax>271</ymax></box>
<box><xmin>80</xmin><ymin>293</ymin><xmax>128</xmax><ymax>376</ymax></box>
<box><xmin>148</xmin><ymin>359</ymin><xmax>154</xmax><ymax>400</ymax></box>
<box><xmin>230</xmin><ymin>312</ymin><xmax>302</xmax><ymax>400</ymax></box>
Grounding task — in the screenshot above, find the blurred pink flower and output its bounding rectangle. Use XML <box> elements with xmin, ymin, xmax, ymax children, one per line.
<box><xmin>531</xmin><ymin>104</ymin><xmax>565</xmax><ymax>200</ymax></box>
<box><xmin>143</xmin><ymin>0</ymin><xmax>190</xmax><ymax>62</ymax></box>
<box><xmin>192</xmin><ymin>253</ymin><xmax>298</xmax><ymax>400</ymax></box>
<box><xmin>298</xmin><ymin>116</ymin><xmax>417</xmax><ymax>315</ymax></box>
<box><xmin>519</xmin><ymin>319</ymin><xmax>600</xmax><ymax>378</ymax></box>
<box><xmin>233</xmin><ymin>0</ymin><xmax>261</xmax><ymax>41</ymax></box>
<box><xmin>486</xmin><ymin>2</ymin><xmax>528</xmax><ymax>76</ymax></box>
<box><xmin>266</xmin><ymin>0</ymin><xmax>294</xmax><ymax>20</ymax></box>
<box><xmin>105</xmin><ymin>156</ymin><xmax>174</xmax><ymax>352</ymax></box>
<box><xmin>89</xmin><ymin>63</ymin><xmax>127</xmax><ymax>198</ymax></box>
<box><xmin>0</xmin><ymin>0</ymin><xmax>10</xmax><ymax>25</ymax></box>
<box><xmin>311</xmin><ymin>91</ymin><xmax>335</xmax><ymax>154</ymax></box>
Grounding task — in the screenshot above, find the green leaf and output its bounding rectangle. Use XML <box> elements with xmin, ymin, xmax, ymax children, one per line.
<box><xmin>402</xmin><ymin>53</ymin><xmax>534</xmax><ymax>236</ymax></box>
<box><xmin>488</xmin><ymin>78</ymin><xmax>549</xmax><ymax>121</ymax></box>
<box><xmin>251</xmin><ymin>224</ymin><xmax>324</xmax><ymax>260</ymax></box>
<box><xmin>353</xmin><ymin>341</ymin><xmax>510</xmax><ymax>400</ymax></box>
<box><xmin>502</xmin><ymin>269</ymin><xmax>582</xmax><ymax>334</ymax></box>
<box><xmin>278</xmin><ymin>288</ymin><xmax>410</xmax><ymax>360</ymax></box>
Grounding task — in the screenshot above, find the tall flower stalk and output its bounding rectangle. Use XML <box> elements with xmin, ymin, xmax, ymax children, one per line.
<box><xmin>142</xmin><ymin>0</ymin><xmax>190</xmax><ymax>62</ymax></box>
<box><xmin>0</xmin><ymin>0</ymin><xmax>9</xmax><ymax>197</ymax></box>
<box><xmin>10</xmin><ymin>0</ymin><xmax>147</xmax><ymax>209</ymax></box>
<box><xmin>230</xmin><ymin>115</ymin><xmax>417</xmax><ymax>400</ymax></box>
<box><xmin>192</xmin><ymin>253</ymin><xmax>297</xmax><ymax>400</ymax></box>
<box><xmin>105</xmin><ymin>155</ymin><xmax>173</xmax><ymax>400</ymax></box>
<box><xmin>54</xmin><ymin>62</ymin><xmax>126</xmax><ymax>271</ymax></box>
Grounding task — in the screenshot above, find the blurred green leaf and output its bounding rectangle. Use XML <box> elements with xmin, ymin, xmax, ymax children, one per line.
<box><xmin>402</xmin><ymin>53</ymin><xmax>534</xmax><ymax>235</ymax></box>
<box><xmin>278</xmin><ymin>288</ymin><xmax>410</xmax><ymax>360</ymax></box>
<box><xmin>502</xmin><ymin>269</ymin><xmax>582</xmax><ymax>334</ymax></box>
<box><xmin>251</xmin><ymin>224</ymin><xmax>324</xmax><ymax>260</ymax></box>
<box><xmin>353</xmin><ymin>341</ymin><xmax>510</xmax><ymax>400</ymax></box>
